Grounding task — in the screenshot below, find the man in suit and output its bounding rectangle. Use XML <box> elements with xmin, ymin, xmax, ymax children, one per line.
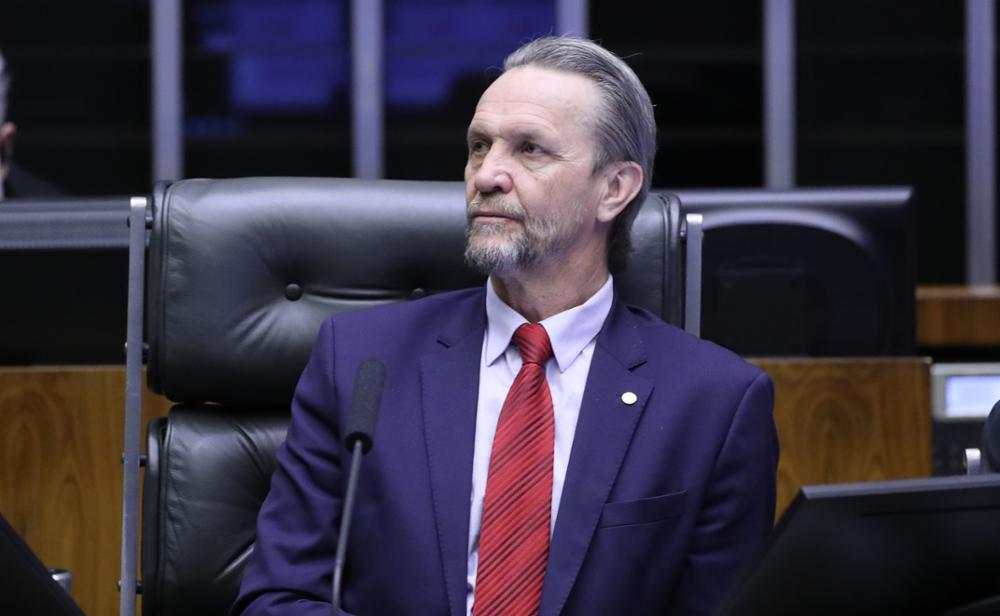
<box><xmin>233</xmin><ymin>36</ymin><xmax>778</xmax><ymax>615</ymax></box>
<box><xmin>0</xmin><ymin>50</ymin><xmax>13</xmax><ymax>199</ymax></box>
<box><xmin>983</xmin><ymin>401</ymin><xmax>1000</xmax><ymax>473</ymax></box>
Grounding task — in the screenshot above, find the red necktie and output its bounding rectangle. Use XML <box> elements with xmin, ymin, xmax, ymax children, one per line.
<box><xmin>474</xmin><ymin>322</ymin><xmax>555</xmax><ymax>616</ymax></box>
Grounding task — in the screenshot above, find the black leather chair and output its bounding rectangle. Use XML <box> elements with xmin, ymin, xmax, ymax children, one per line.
<box><xmin>125</xmin><ymin>177</ymin><xmax>695</xmax><ymax>615</ymax></box>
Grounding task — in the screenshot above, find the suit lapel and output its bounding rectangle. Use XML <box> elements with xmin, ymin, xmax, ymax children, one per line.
<box><xmin>539</xmin><ymin>301</ymin><xmax>654</xmax><ymax>616</ymax></box>
<box><xmin>420</xmin><ymin>294</ymin><xmax>486</xmax><ymax>616</ymax></box>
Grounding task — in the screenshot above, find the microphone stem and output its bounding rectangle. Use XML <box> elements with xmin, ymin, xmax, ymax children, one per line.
<box><xmin>332</xmin><ymin>439</ymin><xmax>365</xmax><ymax>614</ymax></box>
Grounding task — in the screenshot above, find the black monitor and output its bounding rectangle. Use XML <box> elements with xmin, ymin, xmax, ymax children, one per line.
<box><xmin>0</xmin><ymin>510</ymin><xmax>85</xmax><ymax>615</ymax></box>
<box><xmin>674</xmin><ymin>187</ymin><xmax>915</xmax><ymax>356</ymax></box>
<box><xmin>717</xmin><ymin>475</ymin><xmax>1000</xmax><ymax>616</ymax></box>
<box><xmin>0</xmin><ymin>197</ymin><xmax>130</xmax><ymax>364</ymax></box>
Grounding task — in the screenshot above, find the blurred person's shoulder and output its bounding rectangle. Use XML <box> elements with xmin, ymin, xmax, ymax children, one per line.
<box><xmin>4</xmin><ymin>163</ymin><xmax>66</xmax><ymax>199</ymax></box>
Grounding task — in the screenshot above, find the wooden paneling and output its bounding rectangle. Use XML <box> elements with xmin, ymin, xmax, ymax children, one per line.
<box><xmin>0</xmin><ymin>367</ymin><xmax>170</xmax><ymax>616</ymax></box>
<box><xmin>753</xmin><ymin>358</ymin><xmax>932</xmax><ymax>517</ymax></box>
<box><xmin>917</xmin><ymin>284</ymin><xmax>1000</xmax><ymax>346</ymax></box>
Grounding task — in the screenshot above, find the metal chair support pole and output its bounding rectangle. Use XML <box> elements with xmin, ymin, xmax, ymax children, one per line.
<box><xmin>119</xmin><ymin>197</ymin><xmax>149</xmax><ymax>616</ymax></box>
<box><xmin>683</xmin><ymin>213</ymin><xmax>704</xmax><ymax>338</ymax></box>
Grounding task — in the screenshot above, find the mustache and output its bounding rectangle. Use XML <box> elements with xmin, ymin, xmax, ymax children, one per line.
<box><xmin>467</xmin><ymin>194</ymin><xmax>526</xmax><ymax>221</ymax></box>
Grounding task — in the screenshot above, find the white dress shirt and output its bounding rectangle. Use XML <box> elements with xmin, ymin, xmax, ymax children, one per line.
<box><xmin>465</xmin><ymin>275</ymin><xmax>614</xmax><ymax>615</ymax></box>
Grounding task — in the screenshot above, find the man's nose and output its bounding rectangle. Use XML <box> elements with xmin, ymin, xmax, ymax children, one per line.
<box><xmin>473</xmin><ymin>149</ymin><xmax>513</xmax><ymax>195</ymax></box>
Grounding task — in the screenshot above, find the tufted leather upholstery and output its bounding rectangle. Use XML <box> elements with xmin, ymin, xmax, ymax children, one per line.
<box><xmin>141</xmin><ymin>410</ymin><xmax>289</xmax><ymax>615</ymax></box>
<box><xmin>139</xmin><ymin>177</ymin><xmax>686</xmax><ymax>615</ymax></box>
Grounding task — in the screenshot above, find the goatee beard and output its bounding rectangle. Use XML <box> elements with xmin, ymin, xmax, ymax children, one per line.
<box><xmin>463</xmin><ymin>194</ymin><xmax>568</xmax><ymax>275</ymax></box>
<box><xmin>464</xmin><ymin>194</ymin><xmax>533</xmax><ymax>274</ymax></box>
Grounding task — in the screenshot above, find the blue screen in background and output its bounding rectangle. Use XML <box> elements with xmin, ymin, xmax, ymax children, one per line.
<box><xmin>190</xmin><ymin>0</ymin><xmax>554</xmax><ymax>115</ymax></box>
<box><xmin>385</xmin><ymin>1</ymin><xmax>555</xmax><ymax>110</ymax></box>
<box><xmin>194</xmin><ymin>0</ymin><xmax>350</xmax><ymax>113</ymax></box>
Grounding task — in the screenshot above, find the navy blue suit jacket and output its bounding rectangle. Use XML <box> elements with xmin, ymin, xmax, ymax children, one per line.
<box><xmin>983</xmin><ymin>400</ymin><xmax>1000</xmax><ymax>473</ymax></box>
<box><xmin>233</xmin><ymin>288</ymin><xmax>778</xmax><ymax>615</ymax></box>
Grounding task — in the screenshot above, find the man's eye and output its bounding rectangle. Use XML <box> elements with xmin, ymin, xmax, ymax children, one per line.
<box><xmin>469</xmin><ymin>141</ymin><xmax>489</xmax><ymax>155</ymax></box>
<box><xmin>522</xmin><ymin>142</ymin><xmax>544</xmax><ymax>155</ymax></box>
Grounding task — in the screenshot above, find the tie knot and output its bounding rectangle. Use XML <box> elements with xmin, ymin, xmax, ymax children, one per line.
<box><xmin>513</xmin><ymin>323</ymin><xmax>553</xmax><ymax>366</ymax></box>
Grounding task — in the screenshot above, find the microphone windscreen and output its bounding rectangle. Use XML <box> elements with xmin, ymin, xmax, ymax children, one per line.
<box><xmin>344</xmin><ymin>358</ymin><xmax>386</xmax><ymax>454</ymax></box>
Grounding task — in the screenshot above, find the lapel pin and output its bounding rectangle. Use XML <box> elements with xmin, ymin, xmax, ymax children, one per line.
<box><xmin>621</xmin><ymin>391</ymin><xmax>638</xmax><ymax>405</ymax></box>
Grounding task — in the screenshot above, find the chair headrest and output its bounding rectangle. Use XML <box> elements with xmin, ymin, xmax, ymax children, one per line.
<box><xmin>147</xmin><ymin>177</ymin><xmax>682</xmax><ymax>405</ymax></box>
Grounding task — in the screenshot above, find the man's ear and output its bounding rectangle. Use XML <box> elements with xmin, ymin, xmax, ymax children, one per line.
<box><xmin>596</xmin><ymin>161</ymin><xmax>643</xmax><ymax>224</ymax></box>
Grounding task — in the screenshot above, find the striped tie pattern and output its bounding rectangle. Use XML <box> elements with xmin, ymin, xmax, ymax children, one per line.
<box><xmin>474</xmin><ymin>322</ymin><xmax>555</xmax><ymax>616</ymax></box>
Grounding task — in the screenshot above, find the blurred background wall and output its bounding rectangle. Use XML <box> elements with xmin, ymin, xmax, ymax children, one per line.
<box><xmin>0</xmin><ymin>0</ymin><xmax>991</xmax><ymax>283</ymax></box>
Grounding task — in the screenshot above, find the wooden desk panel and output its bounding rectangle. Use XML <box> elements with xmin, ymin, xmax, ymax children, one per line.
<box><xmin>0</xmin><ymin>367</ymin><xmax>170</xmax><ymax>616</ymax></box>
<box><xmin>753</xmin><ymin>358</ymin><xmax>932</xmax><ymax>516</ymax></box>
<box><xmin>917</xmin><ymin>285</ymin><xmax>1000</xmax><ymax>346</ymax></box>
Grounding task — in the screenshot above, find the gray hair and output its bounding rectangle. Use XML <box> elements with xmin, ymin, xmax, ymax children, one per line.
<box><xmin>503</xmin><ymin>36</ymin><xmax>657</xmax><ymax>272</ymax></box>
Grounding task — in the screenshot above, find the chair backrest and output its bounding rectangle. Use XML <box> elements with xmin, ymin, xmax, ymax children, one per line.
<box><xmin>138</xmin><ymin>177</ymin><xmax>688</xmax><ymax>615</ymax></box>
<box><xmin>145</xmin><ymin>177</ymin><xmax>686</xmax><ymax>405</ymax></box>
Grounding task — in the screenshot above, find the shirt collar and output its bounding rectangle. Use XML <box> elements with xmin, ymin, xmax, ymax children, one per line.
<box><xmin>484</xmin><ymin>274</ymin><xmax>614</xmax><ymax>373</ymax></box>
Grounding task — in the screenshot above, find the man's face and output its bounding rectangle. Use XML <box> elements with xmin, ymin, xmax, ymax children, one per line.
<box><xmin>463</xmin><ymin>65</ymin><xmax>607</xmax><ymax>275</ymax></box>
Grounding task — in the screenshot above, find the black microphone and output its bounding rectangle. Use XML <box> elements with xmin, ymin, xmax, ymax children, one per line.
<box><xmin>343</xmin><ymin>358</ymin><xmax>385</xmax><ymax>454</ymax></box>
<box><xmin>332</xmin><ymin>358</ymin><xmax>385</xmax><ymax>614</ymax></box>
